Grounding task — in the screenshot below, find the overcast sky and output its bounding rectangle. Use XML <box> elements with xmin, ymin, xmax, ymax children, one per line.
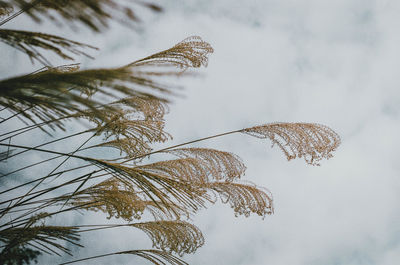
<box><xmin>3</xmin><ymin>0</ymin><xmax>400</xmax><ymax>264</ymax></box>
<box><xmin>140</xmin><ymin>1</ymin><xmax>400</xmax><ymax>264</ymax></box>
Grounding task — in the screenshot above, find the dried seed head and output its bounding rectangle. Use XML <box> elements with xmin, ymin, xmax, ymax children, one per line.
<box><xmin>13</xmin><ymin>0</ymin><xmax>160</xmax><ymax>32</ymax></box>
<box><xmin>133</xmin><ymin>221</ymin><xmax>204</xmax><ymax>256</ymax></box>
<box><xmin>207</xmin><ymin>181</ymin><xmax>274</xmax><ymax>218</ymax></box>
<box><xmin>0</xmin><ymin>225</ymin><xmax>81</xmax><ymax>256</ymax></box>
<box><xmin>0</xmin><ymin>29</ymin><xmax>96</xmax><ymax>65</ymax></box>
<box><xmin>242</xmin><ymin>122</ymin><xmax>341</xmax><ymax>165</ymax></box>
<box><xmin>137</xmin><ymin>148</ymin><xmax>246</xmax><ymax>182</ymax></box>
<box><xmin>72</xmin><ymin>178</ymin><xmax>148</xmax><ymax>221</ymax></box>
<box><xmin>131</xmin><ymin>36</ymin><xmax>214</xmax><ymax>70</ymax></box>
<box><xmin>165</xmin><ymin>148</ymin><xmax>246</xmax><ymax>180</ymax></box>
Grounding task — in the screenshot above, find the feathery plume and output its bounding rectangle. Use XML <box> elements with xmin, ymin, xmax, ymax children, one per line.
<box><xmin>70</xmin><ymin>177</ymin><xmax>149</xmax><ymax>221</ymax></box>
<box><xmin>71</xmin><ymin>177</ymin><xmax>192</xmax><ymax>220</ymax></box>
<box><xmin>79</xmin><ymin>96</ymin><xmax>170</xmax><ymax>158</ymax></box>
<box><xmin>0</xmin><ymin>225</ymin><xmax>81</xmax><ymax>256</ymax></box>
<box><xmin>242</xmin><ymin>122</ymin><xmax>341</xmax><ymax>165</ymax></box>
<box><xmin>11</xmin><ymin>0</ymin><xmax>163</xmax><ymax>32</ymax></box>
<box><xmin>137</xmin><ymin>158</ymin><xmax>216</xmax><ymax>183</ymax></box>
<box><xmin>93</xmin><ymin>137</ymin><xmax>153</xmax><ymax>159</ymax></box>
<box><xmin>207</xmin><ymin>181</ymin><xmax>274</xmax><ymax>218</ymax></box>
<box><xmin>133</xmin><ymin>221</ymin><xmax>204</xmax><ymax>256</ymax></box>
<box><xmin>91</xmin><ymin>161</ymin><xmax>210</xmax><ymax>217</ymax></box>
<box><xmin>110</xmin><ymin>96</ymin><xmax>169</xmax><ymax>121</ymax></box>
<box><xmin>165</xmin><ymin>148</ymin><xmax>246</xmax><ymax>180</ymax></box>
<box><xmin>81</xmin><ymin>110</ymin><xmax>171</xmax><ymax>145</ymax></box>
<box><xmin>130</xmin><ymin>36</ymin><xmax>214</xmax><ymax>70</ymax></box>
<box><xmin>0</xmin><ymin>29</ymin><xmax>97</xmax><ymax>65</ymax></box>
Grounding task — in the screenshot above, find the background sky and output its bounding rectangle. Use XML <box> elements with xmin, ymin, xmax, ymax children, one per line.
<box><xmin>3</xmin><ymin>0</ymin><xmax>400</xmax><ymax>264</ymax></box>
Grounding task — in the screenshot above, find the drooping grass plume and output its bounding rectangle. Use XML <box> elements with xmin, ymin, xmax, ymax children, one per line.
<box><xmin>137</xmin><ymin>157</ymin><xmax>237</xmax><ymax>184</ymax></box>
<box><xmin>130</xmin><ymin>36</ymin><xmax>214</xmax><ymax>70</ymax></box>
<box><xmin>110</xmin><ymin>96</ymin><xmax>168</xmax><ymax>121</ymax></box>
<box><xmin>132</xmin><ymin>221</ymin><xmax>204</xmax><ymax>256</ymax></box>
<box><xmin>8</xmin><ymin>0</ymin><xmax>162</xmax><ymax>31</ymax></box>
<box><xmin>207</xmin><ymin>181</ymin><xmax>274</xmax><ymax>218</ymax></box>
<box><xmin>91</xmin><ymin>137</ymin><xmax>154</xmax><ymax>159</ymax></box>
<box><xmin>0</xmin><ymin>225</ymin><xmax>82</xmax><ymax>256</ymax></box>
<box><xmin>164</xmin><ymin>148</ymin><xmax>247</xmax><ymax>181</ymax></box>
<box><xmin>70</xmin><ymin>179</ymin><xmax>192</xmax><ymax>221</ymax></box>
<box><xmin>66</xmin><ymin>146</ymin><xmax>272</xmax><ymax>222</ymax></box>
<box><xmin>69</xmin><ymin>177</ymin><xmax>153</xmax><ymax>221</ymax></box>
<box><xmin>242</xmin><ymin>122</ymin><xmax>341</xmax><ymax>165</ymax></box>
<box><xmin>72</xmin><ymin>221</ymin><xmax>203</xmax><ymax>256</ymax></box>
<box><xmin>80</xmin><ymin>104</ymin><xmax>171</xmax><ymax>153</ymax></box>
<box><xmin>90</xmin><ymin>160</ymin><xmax>210</xmax><ymax>217</ymax></box>
<box><xmin>0</xmin><ymin>29</ymin><xmax>97</xmax><ymax>65</ymax></box>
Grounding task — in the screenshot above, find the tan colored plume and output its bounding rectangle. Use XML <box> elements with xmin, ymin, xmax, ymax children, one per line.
<box><xmin>133</xmin><ymin>221</ymin><xmax>204</xmax><ymax>256</ymax></box>
<box><xmin>242</xmin><ymin>122</ymin><xmax>341</xmax><ymax>165</ymax></box>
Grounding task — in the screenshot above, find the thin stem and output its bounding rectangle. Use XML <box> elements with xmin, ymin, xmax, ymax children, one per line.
<box><xmin>0</xmin><ymin>9</ymin><xmax>25</xmax><ymax>27</ymax></box>
<box><xmin>4</xmin><ymin>133</ymin><xmax>97</xmax><ymax>218</ymax></box>
<box><xmin>0</xmin><ymin>0</ymin><xmax>44</xmax><ymax>27</ymax></box>
<box><xmin>0</xmin><ymin>171</ymin><xmax>112</xmax><ymax>218</ymax></box>
<box><xmin>0</xmin><ymin>171</ymin><xmax>92</xmax><ymax>211</ymax></box>
<box><xmin>0</xmin><ymin>201</ymin><xmax>99</xmax><ymax>230</ymax></box>
<box><xmin>0</xmin><ymin>164</ymin><xmax>92</xmax><ymax>195</ymax></box>
<box><xmin>0</xmin><ymin>115</ymin><xmax>71</xmax><ymax>140</ymax></box>
<box><xmin>0</xmin><ymin>153</ymin><xmax>83</xmax><ymax>180</ymax></box>
<box><xmin>0</xmin><ymin>106</ymin><xmax>33</xmax><ymax>125</ymax></box>
<box><xmin>121</xmin><ymin>128</ymin><xmax>243</xmax><ymax>164</ymax></box>
<box><xmin>20</xmin><ymin>133</ymin><xmax>96</xmax><ymax>195</ymax></box>
<box><xmin>0</xmin><ymin>143</ymin><xmax>92</xmax><ymax>161</ymax></box>
<box><xmin>0</xmin><ymin>168</ymin><xmax>113</xmax><ymax>225</ymax></box>
<box><xmin>59</xmin><ymin>249</ymin><xmax>187</xmax><ymax>265</ymax></box>
<box><xmin>59</xmin><ymin>252</ymin><xmax>121</xmax><ymax>265</ymax></box>
<box><xmin>0</xmin><ymin>141</ymin><xmax>94</xmax><ymax>217</ymax></box>
<box><xmin>77</xmin><ymin>224</ymin><xmax>131</xmax><ymax>233</ymax></box>
<box><xmin>0</xmin><ymin>129</ymin><xmax>92</xmax><ymax>162</ymax></box>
